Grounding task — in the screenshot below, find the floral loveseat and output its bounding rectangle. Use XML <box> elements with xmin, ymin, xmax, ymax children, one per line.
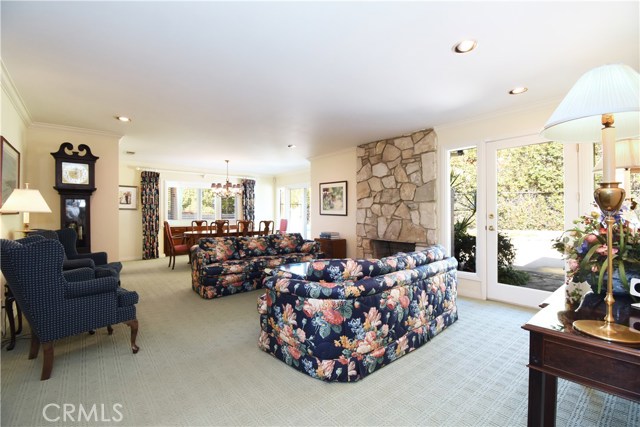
<box><xmin>257</xmin><ymin>245</ymin><xmax>458</xmax><ymax>382</ymax></box>
<box><xmin>191</xmin><ymin>233</ymin><xmax>321</xmax><ymax>299</ymax></box>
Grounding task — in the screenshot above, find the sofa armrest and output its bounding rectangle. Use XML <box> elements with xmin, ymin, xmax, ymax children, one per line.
<box><xmin>299</xmin><ymin>240</ymin><xmax>321</xmax><ymax>254</ymax></box>
<box><xmin>65</xmin><ymin>276</ymin><xmax>119</xmax><ymax>299</ymax></box>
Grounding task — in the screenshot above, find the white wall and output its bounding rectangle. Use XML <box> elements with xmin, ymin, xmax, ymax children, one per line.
<box><xmin>1</xmin><ymin>64</ymin><xmax>30</xmax><ymax>240</ymax></box>
<box><xmin>309</xmin><ymin>147</ymin><xmax>357</xmax><ymax>258</ymax></box>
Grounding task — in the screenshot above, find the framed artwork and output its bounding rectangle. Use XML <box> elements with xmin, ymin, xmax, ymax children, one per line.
<box><xmin>1</xmin><ymin>136</ymin><xmax>20</xmax><ymax>213</ymax></box>
<box><xmin>119</xmin><ymin>185</ymin><xmax>138</xmax><ymax>210</ymax></box>
<box><xmin>319</xmin><ymin>181</ymin><xmax>348</xmax><ymax>216</ymax></box>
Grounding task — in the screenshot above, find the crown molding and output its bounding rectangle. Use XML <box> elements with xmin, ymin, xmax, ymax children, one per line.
<box><xmin>29</xmin><ymin>122</ymin><xmax>123</xmax><ymax>139</ymax></box>
<box><xmin>1</xmin><ymin>61</ymin><xmax>33</xmax><ymax>127</ymax></box>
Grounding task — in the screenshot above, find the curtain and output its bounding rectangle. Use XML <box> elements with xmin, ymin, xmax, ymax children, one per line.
<box><xmin>242</xmin><ymin>179</ymin><xmax>255</xmax><ymax>221</ymax></box>
<box><xmin>141</xmin><ymin>171</ymin><xmax>160</xmax><ymax>259</ymax></box>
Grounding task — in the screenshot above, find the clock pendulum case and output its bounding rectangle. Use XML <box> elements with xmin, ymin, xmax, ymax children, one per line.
<box><xmin>51</xmin><ymin>142</ymin><xmax>99</xmax><ymax>253</ymax></box>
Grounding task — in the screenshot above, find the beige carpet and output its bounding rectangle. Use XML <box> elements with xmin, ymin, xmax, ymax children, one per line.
<box><xmin>1</xmin><ymin>257</ymin><xmax>638</xmax><ymax>427</ymax></box>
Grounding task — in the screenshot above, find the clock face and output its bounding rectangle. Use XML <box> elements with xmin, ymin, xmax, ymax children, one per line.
<box><xmin>61</xmin><ymin>162</ymin><xmax>90</xmax><ymax>185</ymax></box>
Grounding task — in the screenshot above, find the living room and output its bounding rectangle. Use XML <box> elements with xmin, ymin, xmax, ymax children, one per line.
<box><xmin>1</xmin><ymin>1</ymin><xmax>639</xmax><ymax>426</ymax></box>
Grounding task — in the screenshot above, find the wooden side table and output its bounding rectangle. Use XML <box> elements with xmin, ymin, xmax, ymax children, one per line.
<box><xmin>522</xmin><ymin>285</ymin><xmax>640</xmax><ymax>426</ymax></box>
<box><xmin>314</xmin><ymin>238</ymin><xmax>346</xmax><ymax>258</ymax></box>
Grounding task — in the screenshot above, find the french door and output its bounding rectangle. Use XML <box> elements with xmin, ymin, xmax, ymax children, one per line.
<box><xmin>278</xmin><ymin>186</ymin><xmax>310</xmax><ymax>239</ymax></box>
<box><xmin>485</xmin><ymin>135</ymin><xmax>580</xmax><ymax>307</ymax></box>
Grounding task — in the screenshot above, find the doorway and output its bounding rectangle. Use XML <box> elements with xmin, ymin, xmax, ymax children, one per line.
<box><xmin>446</xmin><ymin>134</ymin><xmax>583</xmax><ymax>307</ymax></box>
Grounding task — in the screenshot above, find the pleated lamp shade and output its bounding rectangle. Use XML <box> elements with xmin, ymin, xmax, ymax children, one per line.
<box><xmin>593</xmin><ymin>138</ymin><xmax>640</xmax><ymax>172</ymax></box>
<box><xmin>541</xmin><ymin>64</ymin><xmax>640</xmax><ymax>142</ymax></box>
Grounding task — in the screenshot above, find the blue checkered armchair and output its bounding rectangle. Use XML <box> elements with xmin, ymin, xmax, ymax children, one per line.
<box><xmin>0</xmin><ymin>238</ymin><xmax>140</xmax><ymax>380</ymax></box>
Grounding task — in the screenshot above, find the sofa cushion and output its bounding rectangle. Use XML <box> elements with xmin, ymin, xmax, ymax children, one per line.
<box><xmin>237</xmin><ymin>235</ymin><xmax>272</xmax><ymax>257</ymax></box>
<box><xmin>199</xmin><ymin>237</ymin><xmax>239</xmax><ymax>261</ymax></box>
<box><xmin>305</xmin><ymin>258</ymin><xmax>390</xmax><ymax>282</ymax></box>
<box><xmin>268</xmin><ymin>233</ymin><xmax>304</xmax><ymax>254</ymax></box>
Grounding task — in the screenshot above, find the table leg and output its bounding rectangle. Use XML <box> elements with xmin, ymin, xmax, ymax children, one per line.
<box><xmin>527</xmin><ymin>368</ymin><xmax>557</xmax><ymax>427</ymax></box>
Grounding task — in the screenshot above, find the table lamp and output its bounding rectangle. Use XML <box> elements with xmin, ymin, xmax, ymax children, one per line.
<box><xmin>593</xmin><ymin>138</ymin><xmax>640</xmax><ymax>172</ymax></box>
<box><xmin>0</xmin><ymin>183</ymin><xmax>52</xmax><ymax>230</ymax></box>
<box><xmin>542</xmin><ymin>63</ymin><xmax>640</xmax><ymax>344</ymax></box>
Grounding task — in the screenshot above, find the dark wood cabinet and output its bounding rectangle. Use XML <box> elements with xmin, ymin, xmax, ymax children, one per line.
<box><xmin>314</xmin><ymin>238</ymin><xmax>346</xmax><ymax>259</ymax></box>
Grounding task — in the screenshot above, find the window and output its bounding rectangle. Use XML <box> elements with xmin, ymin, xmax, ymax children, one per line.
<box><xmin>166</xmin><ymin>182</ymin><xmax>238</xmax><ymax>222</ymax></box>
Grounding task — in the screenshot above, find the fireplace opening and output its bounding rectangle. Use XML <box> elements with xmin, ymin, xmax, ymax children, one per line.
<box><xmin>372</xmin><ymin>240</ymin><xmax>416</xmax><ymax>258</ymax></box>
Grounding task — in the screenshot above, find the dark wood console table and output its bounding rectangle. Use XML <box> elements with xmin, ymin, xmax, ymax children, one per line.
<box><xmin>522</xmin><ymin>286</ymin><xmax>640</xmax><ymax>426</ymax></box>
<box><xmin>314</xmin><ymin>238</ymin><xmax>346</xmax><ymax>258</ymax></box>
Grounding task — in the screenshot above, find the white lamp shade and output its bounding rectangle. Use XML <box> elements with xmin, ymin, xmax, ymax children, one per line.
<box><xmin>0</xmin><ymin>188</ymin><xmax>52</xmax><ymax>213</ymax></box>
<box><xmin>541</xmin><ymin>64</ymin><xmax>640</xmax><ymax>142</ymax></box>
<box><xmin>593</xmin><ymin>138</ymin><xmax>640</xmax><ymax>171</ymax></box>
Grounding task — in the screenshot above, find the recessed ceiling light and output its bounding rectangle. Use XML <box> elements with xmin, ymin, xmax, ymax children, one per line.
<box><xmin>287</xmin><ymin>144</ymin><xmax>297</xmax><ymax>149</ymax></box>
<box><xmin>453</xmin><ymin>40</ymin><xmax>477</xmax><ymax>54</ymax></box>
<box><xmin>509</xmin><ymin>87</ymin><xmax>528</xmax><ymax>95</ymax></box>
<box><xmin>115</xmin><ymin>116</ymin><xmax>131</xmax><ymax>122</ymax></box>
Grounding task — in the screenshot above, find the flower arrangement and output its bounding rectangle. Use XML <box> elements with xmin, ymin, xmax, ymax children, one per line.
<box><xmin>553</xmin><ymin>199</ymin><xmax>640</xmax><ymax>294</ymax></box>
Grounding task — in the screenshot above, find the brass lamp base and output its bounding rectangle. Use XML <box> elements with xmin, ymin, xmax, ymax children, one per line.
<box><xmin>573</xmin><ymin>320</ymin><xmax>640</xmax><ymax>345</ymax></box>
<box><xmin>576</xmin><ymin>182</ymin><xmax>640</xmax><ymax>345</ymax></box>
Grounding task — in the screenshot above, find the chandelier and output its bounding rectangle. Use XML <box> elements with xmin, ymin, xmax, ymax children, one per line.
<box><xmin>211</xmin><ymin>160</ymin><xmax>243</xmax><ymax>197</ymax></box>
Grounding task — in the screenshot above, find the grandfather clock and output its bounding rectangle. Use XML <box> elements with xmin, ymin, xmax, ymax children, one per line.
<box><xmin>51</xmin><ymin>142</ymin><xmax>98</xmax><ymax>253</ymax></box>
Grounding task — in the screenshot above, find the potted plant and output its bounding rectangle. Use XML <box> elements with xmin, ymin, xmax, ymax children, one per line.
<box><xmin>553</xmin><ymin>200</ymin><xmax>639</xmax><ymax>307</ymax></box>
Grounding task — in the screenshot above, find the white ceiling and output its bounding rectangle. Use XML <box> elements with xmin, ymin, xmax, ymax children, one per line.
<box><xmin>2</xmin><ymin>1</ymin><xmax>639</xmax><ymax>177</ymax></box>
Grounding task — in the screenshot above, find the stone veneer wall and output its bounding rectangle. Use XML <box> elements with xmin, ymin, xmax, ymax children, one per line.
<box><xmin>356</xmin><ymin>129</ymin><xmax>437</xmax><ymax>259</ymax></box>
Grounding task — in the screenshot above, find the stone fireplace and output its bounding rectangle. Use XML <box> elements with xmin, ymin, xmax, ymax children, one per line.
<box><xmin>356</xmin><ymin>129</ymin><xmax>437</xmax><ymax>259</ymax></box>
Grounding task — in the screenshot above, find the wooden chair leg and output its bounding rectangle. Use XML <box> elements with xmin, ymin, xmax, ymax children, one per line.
<box><xmin>172</xmin><ymin>254</ymin><xmax>176</xmax><ymax>270</ymax></box>
<box><xmin>167</xmin><ymin>254</ymin><xmax>172</xmax><ymax>268</ymax></box>
<box><xmin>125</xmin><ymin>319</ymin><xmax>140</xmax><ymax>353</ymax></box>
<box><xmin>5</xmin><ymin>296</ymin><xmax>17</xmax><ymax>351</ymax></box>
<box><xmin>29</xmin><ymin>334</ymin><xmax>40</xmax><ymax>359</ymax></box>
<box><xmin>41</xmin><ymin>342</ymin><xmax>54</xmax><ymax>380</ymax></box>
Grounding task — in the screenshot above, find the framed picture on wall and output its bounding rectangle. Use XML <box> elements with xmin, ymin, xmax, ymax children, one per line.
<box><xmin>1</xmin><ymin>136</ymin><xmax>20</xmax><ymax>212</ymax></box>
<box><xmin>319</xmin><ymin>181</ymin><xmax>347</xmax><ymax>216</ymax></box>
<box><xmin>119</xmin><ymin>185</ymin><xmax>138</xmax><ymax>210</ymax></box>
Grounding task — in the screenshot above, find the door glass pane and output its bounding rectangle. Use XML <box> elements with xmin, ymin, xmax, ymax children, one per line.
<box><xmin>450</xmin><ymin>148</ymin><xmax>477</xmax><ymax>273</ymax></box>
<box><xmin>289</xmin><ymin>188</ymin><xmax>304</xmax><ymax>235</ymax></box>
<box><xmin>496</xmin><ymin>142</ymin><xmax>565</xmax><ymax>290</ymax></box>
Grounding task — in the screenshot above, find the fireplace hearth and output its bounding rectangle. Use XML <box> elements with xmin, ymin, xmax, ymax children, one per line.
<box><xmin>372</xmin><ymin>240</ymin><xmax>416</xmax><ymax>258</ymax></box>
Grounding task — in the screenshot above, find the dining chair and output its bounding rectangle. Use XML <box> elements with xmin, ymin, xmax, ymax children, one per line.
<box><xmin>163</xmin><ymin>221</ymin><xmax>191</xmax><ymax>269</ymax></box>
<box><xmin>190</xmin><ymin>220</ymin><xmax>208</xmax><ymax>233</ymax></box>
<box><xmin>258</xmin><ymin>220</ymin><xmax>274</xmax><ymax>236</ymax></box>
<box><xmin>237</xmin><ymin>220</ymin><xmax>254</xmax><ymax>236</ymax></box>
<box><xmin>277</xmin><ymin>219</ymin><xmax>288</xmax><ymax>235</ymax></box>
<box><xmin>189</xmin><ymin>220</ymin><xmax>209</xmax><ymax>245</ymax></box>
<box><xmin>212</xmin><ymin>220</ymin><xmax>230</xmax><ymax>236</ymax></box>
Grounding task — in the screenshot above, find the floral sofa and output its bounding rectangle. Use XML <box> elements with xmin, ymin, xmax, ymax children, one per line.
<box><xmin>257</xmin><ymin>245</ymin><xmax>458</xmax><ymax>382</ymax></box>
<box><xmin>191</xmin><ymin>233</ymin><xmax>321</xmax><ymax>299</ymax></box>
